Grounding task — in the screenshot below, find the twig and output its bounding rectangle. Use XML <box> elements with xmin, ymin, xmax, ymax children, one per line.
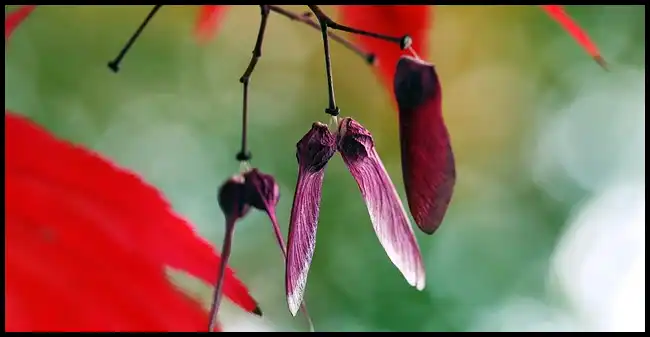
<box><xmin>268</xmin><ymin>6</ymin><xmax>375</xmax><ymax>65</ymax></box>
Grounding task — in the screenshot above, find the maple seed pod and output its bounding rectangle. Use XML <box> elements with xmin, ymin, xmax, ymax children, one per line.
<box><xmin>336</xmin><ymin>117</ymin><xmax>426</xmax><ymax>291</ymax></box>
<box><xmin>394</xmin><ymin>56</ymin><xmax>456</xmax><ymax>235</ymax></box>
<box><xmin>243</xmin><ymin>168</ymin><xmax>316</xmax><ymax>331</ymax></box>
<box><xmin>211</xmin><ymin>175</ymin><xmax>257</xmax><ymax>331</ymax></box>
<box><xmin>217</xmin><ymin>175</ymin><xmax>250</xmax><ymax>221</ymax></box>
<box><xmin>243</xmin><ymin>168</ymin><xmax>280</xmax><ymax>211</ymax></box>
<box><xmin>286</xmin><ymin>122</ymin><xmax>337</xmax><ymax>317</ymax></box>
<box><xmin>297</xmin><ymin>122</ymin><xmax>338</xmax><ymax>172</ymax></box>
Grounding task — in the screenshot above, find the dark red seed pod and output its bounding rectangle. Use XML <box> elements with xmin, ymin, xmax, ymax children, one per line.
<box><xmin>243</xmin><ymin>168</ymin><xmax>280</xmax><ymax>212</ymax></box>
<box><xmin>217</xmin><ymin>175</ymin><xmax>250</xmax><ymax>222</ymax></box>
<box><xmin>394</xmin><ymin>56</ymin><xmax>456</xmax><ymax>235</ymax></box>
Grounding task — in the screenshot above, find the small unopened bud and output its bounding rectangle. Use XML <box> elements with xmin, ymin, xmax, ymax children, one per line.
<box><xmin>244</xmin><ymin>168</ymin><xmax>280</xmax><ymax>211</ymax></box>
<box><xmin>210</xmin><ymin>174</ymin><xmax>250</xmax><ymax>332</ymax></box>
<box><xmin>217</xmin><ymin>175</ymin><xmax>250</xmax><ymax>221</ymax></box>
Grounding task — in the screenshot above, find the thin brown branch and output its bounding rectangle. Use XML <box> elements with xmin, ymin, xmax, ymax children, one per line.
<box><xmin>268</xmin><ymin>5</ymin><xmax>376</xmax><ymax>65</ymax></box>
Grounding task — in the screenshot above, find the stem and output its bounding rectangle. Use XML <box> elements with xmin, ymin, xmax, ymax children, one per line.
<box><xmin>308</xmin><ymin>5</ymin><xmax>413</xmax><ymax>117</ymax></box>
<box><xmin>236</xmin><ymin>5</ymin><xmax>271</xmax><ymax>163</ymax></box>
<box><xmin>268</xmin><ymin>6</ymin><xmax>375</xmax><ymax>65</ymax></box>
<box><xmin>266</xmin><ymin>209</ymin><xmax>315</xmax><ymax>332</ymax></box>
<box><xmin>316</xmin><ymin>17</ymin><xmax>340</xmax><ymax>117</ymax></box>
<box><xmin>208</xmin><ymin>217</ymin><xmax>236</xmax><ymax>332</ymax></box>
<box><xmin>107</xmin><ymin>5</ymin><xmax>379</xmax><ymax>76</ymax></box>
<box><xmin>307</xmin><ymin>5</ymin><xmax>412</xmax><ymax>50</ymax></box>
<box><xmin>108</xmin><ymin>5</ymin><xmax>163</xmax><ymax>73</ymax></box>
<box><xmin>407</xmin><ymin>46</ymin><xmax>421</xmax><ymax>61</ymax></box>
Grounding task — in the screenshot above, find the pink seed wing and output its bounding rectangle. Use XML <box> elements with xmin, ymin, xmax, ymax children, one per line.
<box><xmin>337</xmin><ymin>118</ymin><xmax>426</xmax><ymax>291</ymax></box>
<box><xmin>286</xmin><ymin>168</ymin><xmax>326</xmax><ymax>317</ymax></box>
<box><xmin>285</xmin><ymin>122</ymin><xmax>336</xmax><ymax>317</ymax></box>
<box><xmin>394</xmin><ymin>56</ymin><xmax>456</xmax><ymax>235</ymax></box>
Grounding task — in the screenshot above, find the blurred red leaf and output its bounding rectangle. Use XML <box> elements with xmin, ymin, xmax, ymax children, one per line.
<box><xmin>4</xmin><ymin>112</ymin><xmax>263</xmax><ymax>331</ymax></box>
<box><xmin>540</xmin><ymin>5</ymin><xmax>606</xmax><ymax>68</ymax></box>
<box><xmin>196</xmin><ymin>5</ymin><xmax>230</xmax><ymax>44</ymax></box>
<box><xmin>338</xmin><ymin>5</ymin><xmax>432</xmax><ymax>96</ymax></box>
<box><xmin>5</xmin><ymin>5</ymin><xmax>37</xmax><ymax>42</ymax></box>
<box><xmin>5</xmin><ymin>6</ymin><xmax>259</xmax><ymax>331</ymax></box>
<box><xmin>5</xmin><ymin>162</ymin><xmax>214</xmax><ymax>330</ymax></box>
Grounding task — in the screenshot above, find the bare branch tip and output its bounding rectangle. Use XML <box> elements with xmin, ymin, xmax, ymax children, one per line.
<box><xmin>107</xmin><ymin>61</ymin><xmax>120</xmax><ymax>73</ymax></box>
<box><xmin>400</xmin><ymin>35</ymin><xmax>413</xmax><ymax>50</ymax></box>
<box><xmin>594</xmin><ymin>55</ymin><xmax>609</xmax><ymax>71</ymax></box>
<box><xmin>252</xmin><ymin>305</ymin><xmax>263</xmax><ymax>316</ymax></box>
<box><xmin>366</xmin><ymin>53</ymin><xmax>377</xmax><ymax>65</ymax></box>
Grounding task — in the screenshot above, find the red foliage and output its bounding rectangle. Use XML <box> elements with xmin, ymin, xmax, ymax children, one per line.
<box><xmin>5</xmin><ymin>6</ymin><xmax>259</xmax><ymax>332</ymax></box>
<box><xmin>4</xmin><ymin>5</ymin><xmax>36</xmax><ymax>42</ymax></box>
<box><xmin>339</xmin><ymin>5</ymin><xmax>432</xmax><ymax>96</ymax></box>
<box><xmin>540</xmin><ymin>5</ymin><xmax>606</xmax><ymax>67</ymax></box>
<box><xmin>195</xmin><ymin>5</ymin><xmax>230</xmax><ymax>44</ymax></box>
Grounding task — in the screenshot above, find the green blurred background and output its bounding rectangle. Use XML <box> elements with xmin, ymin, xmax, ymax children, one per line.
<box><xmin>5</xmin><ymin>5</ymin><xmax>645</xmax><ymax>332</ymax></box>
